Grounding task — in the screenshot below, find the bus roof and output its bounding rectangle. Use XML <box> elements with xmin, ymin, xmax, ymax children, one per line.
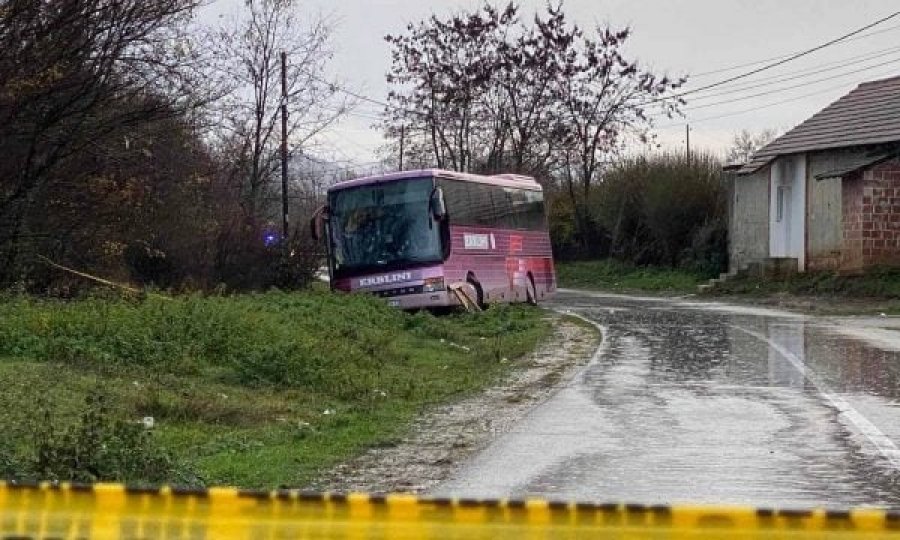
<box><xmin>327</xmin><ymin>169</ymin><xmax>542</xmax><ymax>192</ymax></box>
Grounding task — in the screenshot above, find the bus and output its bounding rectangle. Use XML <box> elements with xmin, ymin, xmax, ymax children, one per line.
<box><xmin>311</xmin><ymin>169</ymin><xmax>556</xmax><ymax>309</ymax></box>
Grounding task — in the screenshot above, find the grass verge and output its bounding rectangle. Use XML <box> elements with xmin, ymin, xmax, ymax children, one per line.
<box><xmin>710</xmin><ymin>267</ymin><xmax>900</xmax><ymax>297</ymax></box>
<box><xmin>705</xmin><ymin>267</ymin><xmax>900</xmax><ymax>314</ymax></box>
<box><xmin>556</xmin><ymin>260</ymin><xmax>708</xmax><ymax>294</ymax></box>
<box><xmin>0</xmin><ymin>291</ymin><xmax>549</xmax><ymax>488</ymax></box>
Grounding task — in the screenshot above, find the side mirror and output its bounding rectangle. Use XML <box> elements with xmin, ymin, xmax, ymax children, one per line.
<box><xmin>429</xmin><ymin>187</ymin><xmax>447</xmax><ymax>221</ymax></box>
<box><xmin>310</xmin><ymin>205</ymin><xmax>330</xmax><ymax>242</ymax></box>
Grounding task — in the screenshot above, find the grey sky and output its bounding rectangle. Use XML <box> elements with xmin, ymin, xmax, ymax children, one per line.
<box><xmin>198</xmin><ymin>0</ymin><xmax>900</xmax><ymax>165</ymax></box>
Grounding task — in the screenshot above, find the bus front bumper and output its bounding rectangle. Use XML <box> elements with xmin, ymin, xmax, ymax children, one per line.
<box><xmin>381</xmin><ymin>290</ymin><xmax>458</xmax><ymax>309</ymax></box>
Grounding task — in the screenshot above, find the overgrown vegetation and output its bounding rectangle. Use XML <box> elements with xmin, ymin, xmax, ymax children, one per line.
<box><xmin>551</xmin><ymin>152</ymin><xmax>727</xmax><ymax>278</ymax></box>
<box><xmin>0</xmin><ymin>0</ymin><xmax>352</xmax><ymax>293</ymax></box>
<box><xmin>709</xmin><ymin>267</ymin><xmax>900</xmax><ymax>298</ymax></box>
<box><xmin>0</xmin><ymin>292</ymin><xmax>549</xmax><ymax>487</ymax></box>
<box><xmin>1</xmin><ymin>1</ymin><xmax>719</xmax><ymax>293</ymax></box>
<box><xmin>557</xmin><ymin>260</ymin><xmax>707</xmax><ymax>293</ymax></box>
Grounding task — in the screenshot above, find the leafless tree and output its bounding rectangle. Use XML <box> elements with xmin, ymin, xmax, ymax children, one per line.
<box><xmin>209</xmin><ymin>0</ymin><xmax>352</xmax><ymax>224</ymax></box>
<box><xmin>0</xmin><ymin>0</ymin><xmax>212</xmax><ymax>283</ymax></box>
<box><xmin>384</xmin><ymin>4</ymin><xmax>516</xmax><ymax>173</ymax></box>
<box><xmin>553</xmin><ymin>26</ymin><xmax>685</xmax><ymax>204</ymax></box>
<box><xmin>725</xmin><ymin>128</ymin><xmax>781</xmax><ymax>165</ymax></box>
<box><xmin>382</xmin><ymin>3</ymin><xmax>685</xmax><ymax>246</ymax></box>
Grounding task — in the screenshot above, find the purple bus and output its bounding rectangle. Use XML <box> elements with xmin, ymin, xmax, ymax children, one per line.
<box><xmin>311</xmin><ymin>169</ymin><xmax>556</xmax><ymax>309</ymax></box>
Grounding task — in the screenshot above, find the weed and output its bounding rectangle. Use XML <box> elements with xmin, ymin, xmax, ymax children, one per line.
<box><xmin>709</xmin><ymin>267</ymin><xmax>900</xmax><ymax>299</ymax></box>
<box><xmin>556</xmin><ymin>260</ymin><xmax>707</xmax><ymax>293</ymax></box>
<box><xmin>32</xmin><ymin>392</ymin><xmax>180</xmax><ymax>484</ymax></box>
<box><xmin>0</xmin><ymin>291</ymin><xmax>550</xmax><ymax>487</ymax></box>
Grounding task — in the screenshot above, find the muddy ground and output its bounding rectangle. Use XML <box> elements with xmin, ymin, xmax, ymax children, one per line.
<box><xmin>308</xmin><ymin>314</ymin><xmax>601</xmax><ymax>494</ymax></box>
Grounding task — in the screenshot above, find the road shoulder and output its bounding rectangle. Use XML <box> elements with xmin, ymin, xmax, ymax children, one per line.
<box><xmin>307</xmin><ymin>315</ymin><xmax>601</xmax><ymax>493</ymax></box>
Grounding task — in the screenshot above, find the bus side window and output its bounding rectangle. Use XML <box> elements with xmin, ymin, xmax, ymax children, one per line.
<box><xmin>523</xmin><ymin>190</ymin><xmax>546</xmax><ymax>230</ymax></box>
<box><xmin>505</xmin><ymin>187</ymin><xmax>526</xmax><ymax>229</ymax></box>
<box><xmin>440</xmin><ymin>180</ymin><xmax>470</xmax><ymax>224</ymax></box>
<box><xmin>437</xmin><ymin>180</ymin><xmax>545</xmax><ymax>231</ymax></box>
<box><xmin>470</xmin><ymin>183</ymin><xmax>495</xmax><ymax>227</ymax></box>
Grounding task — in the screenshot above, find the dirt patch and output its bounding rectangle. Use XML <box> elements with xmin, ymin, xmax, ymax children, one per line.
<box><xmin>307</xmin><ymin>315</ymin><xmax>600</xmax><ymax>493</ymax></box>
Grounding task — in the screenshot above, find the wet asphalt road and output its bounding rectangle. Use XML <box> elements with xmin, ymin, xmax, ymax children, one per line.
<box><xmin>437</xmin><ymin>290</ymin><xmax>900</xmax><ymax>507</ymax></box>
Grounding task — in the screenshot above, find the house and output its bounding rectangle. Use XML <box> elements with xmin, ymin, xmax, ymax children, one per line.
<box><xmin>728</xmin><ymin>75</ymin><xmax>900</xmax><ymax>275</ymax></box>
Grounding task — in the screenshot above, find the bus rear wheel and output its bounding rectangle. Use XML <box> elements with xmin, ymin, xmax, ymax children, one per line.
<box><xmin>526</xmin><ymin>276</ymin><xmax>538</xmax><ymax>306</ymax></box>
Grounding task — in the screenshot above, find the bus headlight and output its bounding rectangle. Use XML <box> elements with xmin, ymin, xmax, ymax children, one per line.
<box><xmin>423</xmin><ymin>277</ymin><xmax>445</xmax><ymax>292</ymax></box>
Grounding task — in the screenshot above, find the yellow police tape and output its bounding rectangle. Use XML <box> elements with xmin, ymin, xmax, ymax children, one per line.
<box><xmin>1</xmin><ymin>481</ymin><xmax>899</xmax><ymax>539</ymax></box>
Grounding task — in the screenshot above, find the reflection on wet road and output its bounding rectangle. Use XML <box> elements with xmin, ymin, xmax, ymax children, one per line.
<box><xmin>437</xmin><ymin>290</ymin><xmax>900</xmax><ymax>506</ymax></box>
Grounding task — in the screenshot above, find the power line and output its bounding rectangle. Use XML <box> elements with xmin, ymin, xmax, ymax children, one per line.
<box><xmin>645</xmin><ymin>10</ymin><xmax>900</xmax><ymax>105</ymax></box>
<box><xmin>682</xmin><ymin>55</ymin><xmax>900</xmax><ymax>111</ymax></box>
<box><xmin>293</xmin><ymin>151</ymin><xmax>385</xmax><ymax>174</ymax></box>
<box><xmin>690</xmin><ymin>22</ymin><xmax>900</xmax><ymax>78</ymax></box>
<box><xmin>686</xmin><ymin>45</ymin><xmax>900</xmax><ymax>101</ymax></box>
<box><xmin>321</xmin><ymin>15</ymin><xmax>900</xmax><ymax>129</ymax></box>
<box><xmin>304</xmin><ymin>12</ymin><xmax>900</xmax><ymax>158</ymax></box>
<box><xmin>299</xmin><ymin>68</ymin><xmax>426</xmax><ymax>118</ymax></box>
<box><xmin>655</xmin><ymin>73</ymin><xmax>896</xmax><ymax>128</ymax></box>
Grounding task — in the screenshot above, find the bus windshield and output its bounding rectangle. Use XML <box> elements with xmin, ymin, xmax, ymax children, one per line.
<box><xmin>329</xmin><ymin>177</ymin><xmax>443</xmax><ymax>276</ymax></box>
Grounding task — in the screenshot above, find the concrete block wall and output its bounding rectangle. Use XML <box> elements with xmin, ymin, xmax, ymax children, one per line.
<box><xmin>729</xmin><ymin>168</ymin><xmax>770</xmax><ymax>272</ymax></box>
<box><xmin>806</xmin><ymin>150</ymin><xmax>854</xmax><ymax>271</ymax></box>
<box><xmin>842</xmin><ymin>158</ymin><xmax>900</xmax><ymax>270</ymax></box>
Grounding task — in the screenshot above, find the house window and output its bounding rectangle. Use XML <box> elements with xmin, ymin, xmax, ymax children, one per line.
<box><xmin>776</xmin><ymin>186</ymin><xmax>789</xmax><ymax>222</ymax></box>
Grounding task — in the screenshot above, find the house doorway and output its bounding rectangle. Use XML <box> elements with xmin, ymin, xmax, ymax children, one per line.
<box><xmin>769</xmin><ymin>154</ymin><xmax>805</xmax><ymax>269</ymax></box>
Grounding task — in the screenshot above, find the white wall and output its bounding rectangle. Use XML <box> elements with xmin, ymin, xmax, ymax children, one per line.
<box><xmin>769</xmin><ymin>154</ymin><xmax>806</xmax><ymax>270</ymax></box>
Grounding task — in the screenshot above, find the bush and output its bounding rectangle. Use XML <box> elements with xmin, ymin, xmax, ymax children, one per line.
<box><xmin>32</xmin><ymin>393</ymin><xmax>180</xmax><ymax>483</ymax></box>
<box><xmin>681</xmin><ymin>219</ymin><xmax>728</xmax><ymax>276</ymax></box>
<box><xmin>556</xmin><ymin>260</ymin><xmax>707</xmax><ymax>292</ymax></box>
<box><xmin>124</xmin><ymin>242</ymin><xmax>180</xmax><ymax>289</ymax></box>
<box><xmin>597</xmin><ymin>152</ymin><xmax>725</xmax><ymax>271</ymax></box>
<box><xmin>0</xmin><ymin>444</ymin><xmax>15</xmax><ymax>479</ymax></box>
<box><xmin>550</xmin><ymin>152</ymin><xmax>727</xmax><ymax>276</ymax></box>
<box><xmin>0</xmin><ymin>291</ymin><xmax>551</xmax><ymax>487</ymax></box>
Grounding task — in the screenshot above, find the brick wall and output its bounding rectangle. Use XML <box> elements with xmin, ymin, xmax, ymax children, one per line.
<box><xmin>842</xmin><ymin>158</ymin><xmax>900</xmax><ymax>270</ymax></box>
<box><xmin>841</xmin><ymin>171</ymin><xmax>864</xmax><ymax>271</ymax></box>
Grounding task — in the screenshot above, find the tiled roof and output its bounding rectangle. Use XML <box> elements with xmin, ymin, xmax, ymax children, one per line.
<box><xmin>738</xmin><ymin>75</ymin><xmax>900</xmax><ymax>175</ymax></box>
<box><xmin>812</xmin><ymin>151</ymin><xmax>897</xmax><ymax>180</ymax></box>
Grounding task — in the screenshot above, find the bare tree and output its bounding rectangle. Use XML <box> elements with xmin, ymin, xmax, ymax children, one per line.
<box><xmin>725</xmin><ymin>128</ymin><xmax>781</xmax><ymax>165</ymax></box>
<box><xmin>383</xmin><ymin>4</ymin><xmax>683</xmax><ymax>176</ymax></box>
<box><xmin>553</xmin><ymin>27</ymin><xmax>685</xmax><ymax>204</ymax></box>
<box><xmin>384</xmin><ymin>4</ymin><xmax>515</xmax><ymax>173</ymax></box>
<box><xmin>209</xmin><ymin>0</ymin><xmax>351</xmax><ymax>224</ymax></box>
<box><xmin>382</xmin><ymin>3</ymin><xmax>685</xmax><ymax>248</ymax></box>
<box><xmin>0</xmin><ymin>0</ymin><xmax>211</xmax><ymax>283</ymax></box>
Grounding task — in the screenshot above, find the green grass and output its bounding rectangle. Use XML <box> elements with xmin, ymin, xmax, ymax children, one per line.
<box><xmin>556</xmin><ymin>260</ymin><xmax>708</xmax><ymax>293</ymax></box>
<box><xmin>710</xmin><ymin>267</ymin><xmax>900</xmax><ymax>298</ymax></box>
<box><xmin>0</xmin><ymin>291</ymin><xmax>549</xmax><ymax>488</ymax></box>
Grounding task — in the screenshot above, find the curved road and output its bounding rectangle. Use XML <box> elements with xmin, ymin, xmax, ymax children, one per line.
<box><xmin>437</xmin><ymin>290</ymin><xmax>900</xmax><ymax>507</ymax></box>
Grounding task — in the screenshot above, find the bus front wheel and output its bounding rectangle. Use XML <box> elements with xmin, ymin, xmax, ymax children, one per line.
<box><xmin>467</xmin><ymin>274</ymin><xmax>484</xmax><ymax>309</ymax></box>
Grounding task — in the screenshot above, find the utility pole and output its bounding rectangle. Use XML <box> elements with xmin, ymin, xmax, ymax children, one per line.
<box><xmin>686</xmin><ymin>124</ymin><xmax>691</xmax><ymax>166</ymax></box>
<box><xmin>398</xmin><ymin>124</ymin><xmax>406</xmax><ymax>171</ymax></box>
<box><xmin>280</xmin><ymin>51</ymin><xmax>289</xmax><ymax>249</ymax></box>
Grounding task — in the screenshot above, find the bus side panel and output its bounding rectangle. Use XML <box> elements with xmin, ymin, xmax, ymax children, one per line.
<box><xmin>442</xmin><ymin>225</ymin><xmax>556</xmax><ymax>304</ymax></box>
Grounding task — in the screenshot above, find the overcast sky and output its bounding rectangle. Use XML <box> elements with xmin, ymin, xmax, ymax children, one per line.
<box><xmin>198</xmin><ymin>0</ymin><xmax>900</xmax><ymax>166</ymax></box>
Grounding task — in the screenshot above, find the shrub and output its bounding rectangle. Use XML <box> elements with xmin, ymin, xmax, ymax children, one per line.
<box><xmin>32</xmin><ymin>393</ymin><xmax>180</xmax><ymax>483</ymax></box>
<box><xmin>552</xmin><ymin>151</ymin><xmax>727</xmax><ymax>275</ymax></box>
<box><xmin>681</xmin><ymin>219</ymin><xmax>728</xmax><ymax>276</ymax></box>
